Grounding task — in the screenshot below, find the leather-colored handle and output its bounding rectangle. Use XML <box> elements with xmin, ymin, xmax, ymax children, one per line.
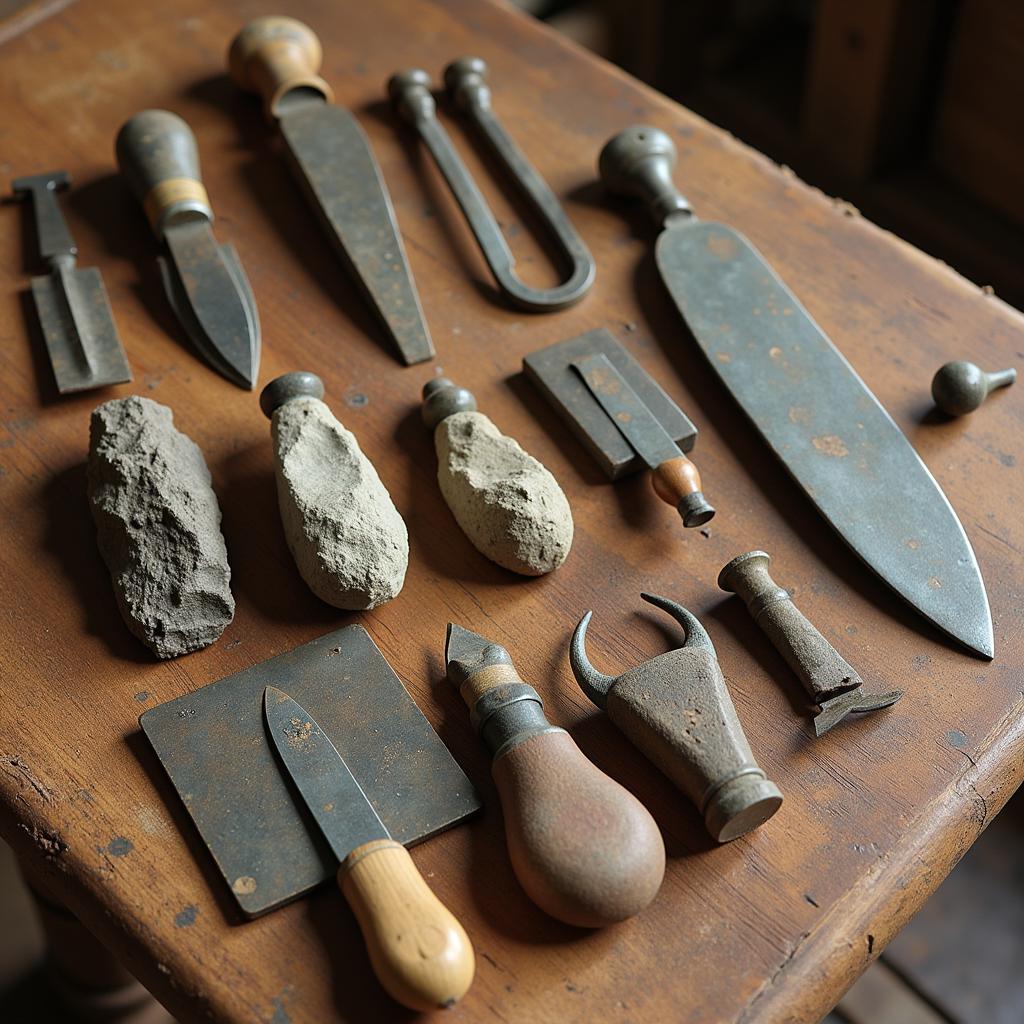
<box><xmin>115</xmin><ymin>110</ymin><xmax>211</xmax><ymax>239</ymax></box>
<box><xmin>228</xmin><ymin>16</ymin><xmax>333</xmax><ymax>120</ymax></box>
<box><xmin>492</xmin><ymin>730</ymin><xmax>665</xmax><ymax>927</ymax></box>
<box><xmin>338</xmin><ymin>839</ymin><xmax>475</xmax><ymax>1011</ymax></box>
<box><xmin>651</xmin><ymin>455</ymin><xmax>715</xmax><ymax>528</ymax></box>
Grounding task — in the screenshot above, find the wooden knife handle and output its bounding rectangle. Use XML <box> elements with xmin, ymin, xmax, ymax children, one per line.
<box><xmin>651</xmin><ymin>455</ymin><xmax>715</xmax><ymax>528</ymax></box>
<box><xmin>598</xmin><ymin>125</ymin><xmax>692</xmax><ymax>226</ymax></box>
<box><xmin>228</xmin><ymin>16</ymin><xmax>333</xmax><ymax>121</ymax></box>
<box><xmin>338</xmin><ymin>839</ymin><xmax>475</xmax><ymax>1011</ymax></box>
<box><xmin>115</xmin><ymin>110</ymin><xmax>211</xmax><ymax>239</ymax></box>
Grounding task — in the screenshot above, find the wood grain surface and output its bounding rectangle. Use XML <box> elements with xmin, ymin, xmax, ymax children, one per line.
<box><xmin>1</xmin><ymin>1</ymin><xmax>1022</xmax><ymax>1022</ymax></box>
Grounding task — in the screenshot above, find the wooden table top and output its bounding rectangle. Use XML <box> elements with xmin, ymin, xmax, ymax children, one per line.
<box><xmin>1</xmin><ymin>1</ymin><xmax>1022</xmax><ymax>1021</ymax></box>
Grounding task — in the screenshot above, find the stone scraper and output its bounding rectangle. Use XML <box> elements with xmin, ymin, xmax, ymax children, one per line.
<box><xmin>12</xmin><ymin>171</ymin><xmax>132</xmax><ymax>393</ymax></box>
<box><xmin>140</xmin><ymin>626</ymin><xmax>481</xmax><ymax>917</ymax></box>
<box><xmin>228</xmin><ymin>17</ymin><xmax>434</xmax><ymax>365</ymax></box>
<box><xmin>600</xmin><ymin>126</ymin><xmax>993</xmax><ymax>659</ymax></box>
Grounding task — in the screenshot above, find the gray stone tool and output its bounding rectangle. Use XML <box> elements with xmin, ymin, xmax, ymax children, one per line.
<box><xmin>570</xmin><ymin>594</ymin><xmax>782</xmax><ymax>842</ymax></box>
<box><xmin>12</xmin><ymin>171</ymin><xmax>132</xmax><ymax>393</ymax></box>
<box><xmin>87</xmin><ymin>395</ymin><xmax>233</xmax><ymax>657</ymax></box>
<box><xmin>422</xmin><ymin>377</ymin><xmax>573</xmax><ymax>575</ymax></box>
<box><xmin>931</xmin><ymin>361</ymin><xmax>1016</xmax><ymax>416</ymax></box>
<box><xmin>261</xmin><ymin>372</ymin><xmax>408</xmax><ymax>609</ymax></box>
<box><xmin>719</xmin><ymin>551</ymin><xmax>902</xmax><ymax>736</ymax></box>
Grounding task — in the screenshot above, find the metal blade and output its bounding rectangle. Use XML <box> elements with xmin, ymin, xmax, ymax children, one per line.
<box><xmin>162</xmin><ymin>220</ymin><xmax>260</xmax><ymax>389</ymax></box>
<box><xmin>280</xmin><ymin>104</ymin><xmax>434</xmax><ymax>365</ymax></box>
<box><xmin>656</xmin><ymin>221</ymin><xmax>993</xmax><ymax>658</ymax></box>
<box><xmin>263</xmin><ymin>686</ymin><xmax>390</xmax><ymax>863</ymax></box>
<box><xmin>571</xmin><ymin>352</ymin><xmax>682</xmax><ymax>469</ymax></box>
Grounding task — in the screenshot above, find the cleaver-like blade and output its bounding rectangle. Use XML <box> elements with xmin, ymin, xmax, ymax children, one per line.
<box><xmin>600</xmin><ymin>126</ymin><xmax>993</xmax><ymax>658</ymax></box>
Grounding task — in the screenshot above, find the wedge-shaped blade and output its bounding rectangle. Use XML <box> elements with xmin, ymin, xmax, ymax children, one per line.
<box><xmin>264</xmin><ymin>686</ymin><xmax>389</xmax><ymax>862</ymax></box>
<box><xmin>657</xmin><ymin>221</ymin><xmax>993</xmax><ymax>658</ymax></box>
<box><xmin>162</xmin><ymin>220</ymin><xmax>260</xmax><ymax>389</ymax></box>
<box><xmin>280</xmin><ymin>103</ymin><xmax>434</xmax><ymax>365</ymax></box>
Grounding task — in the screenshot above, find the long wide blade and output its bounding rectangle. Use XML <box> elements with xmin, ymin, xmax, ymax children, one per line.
<box><xmin>656</xmin><ymin>221</ymin><xmax>993</xmax><ymax>657</ymax></box>
<box><xmin>263</xmin><ymin>686</ymin><xmax>390</xmax><ymax>862</ymax></box>
<box><xmin>280</xmin><ymin>104</ymin><xmax>434</xmax><ymax>365</ymax></box>
<box><xmin>163</xmin><ymin>220</ymin><xmax>260</xmax><ymax>389</ymax></box>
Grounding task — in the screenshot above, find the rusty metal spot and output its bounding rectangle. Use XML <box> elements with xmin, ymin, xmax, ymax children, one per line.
<box><xmin>811</xmin><ymin>435</ymin><xmax>849</xmax><ymax>458</ymax></box>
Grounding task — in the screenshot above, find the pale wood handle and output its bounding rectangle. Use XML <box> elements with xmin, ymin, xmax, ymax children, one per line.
<box><xmin>338</xmin><ymin>839</ymin><xmax>474</xmax><ymax>1011</ymax></box>
<box><xmin>651</xmin><ymin>455</ymin><xmax>715</xmax><ymax>527</ymax></box>
<box><xmin>228</xmin><ymin>16</ymin><xmax>333</xmax><ymax>120</ymax></box>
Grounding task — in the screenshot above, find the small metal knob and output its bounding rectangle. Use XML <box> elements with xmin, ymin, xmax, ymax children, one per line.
<box><xmin>421</xmin><ymin>377</ymin><xmax>477</xmax><ymax>429</ymax></box>
<box><xmin>388</xmin><ymin>69</ymin><xmax>436</xmax><ymax>124</ymax></box>
<box><xmin>931</xmin><ymin>360</ymin><xmax>1016</xmax><ymax>416</ymax></box>
<box><xmin>259</xmin><ymin>371</ymin><xmax>324</xmax><ymax>418</ymax></box>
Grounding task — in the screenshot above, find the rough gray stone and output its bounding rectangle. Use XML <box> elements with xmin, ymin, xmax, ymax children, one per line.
<box><xmin>87</xmin><ymin>396</ymin><xmax>234</xmax><ymax>659</ymax></box>
<box><xmin>435</xmin><ymin>411</ymin><xmax>573</xmax><ymax>576</ymax></box>
<box><xmin>271</xmin><ymin>397</ymin><xmax>408</xmax><ymax>609</ymax></box>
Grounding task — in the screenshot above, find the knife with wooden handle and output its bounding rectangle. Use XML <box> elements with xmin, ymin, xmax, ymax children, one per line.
<box><xmin>263</xmin><ymin>686</ymin><xmax>474</xmax><ymax>1011</ymax></box>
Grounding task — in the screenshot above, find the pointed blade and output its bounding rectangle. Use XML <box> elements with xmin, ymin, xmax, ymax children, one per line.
<box><xmin>280</xmin><ymin>104</ymin><xmax>434</xmax><ymax>365</ymax></box>
<box><xmin>162</xmin><ymin>220</ymin><xmax>260</xmax><ymax>389</ymax></box>
<box><xmin>445</xmin><ymin>622</ymin><xmax>490</xmax><ymax>671</ymax></box>
<box><xmin>656</xmin><ymin>221</ymin><xmax>993</xmax><ymax>658</ymax></box>
<box><xmin>263</xmin><ymin>686</ymin><xmax>390</xmax><ymax>863</ymax></box>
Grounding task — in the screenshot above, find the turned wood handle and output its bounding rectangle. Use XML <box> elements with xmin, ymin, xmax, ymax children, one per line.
<box><xmin>651</xmin><ymin>455</ymin><xmax>715</xmax><ymax>528</ymax></box>
<box><xmin>228</xmin><ymin>16</ymin><xmax>333</xmax><ymax>120</ymax></box>
<box><xmin>492</xmin><ymin>731</ymin><xmax>664</xmax><ymax>927</ymax></box>
<box><xmin>338</xmin><ymin>839</ymin><xmax>474</xmax><ymax>1011</ymax></box>
<box><xmin>115</xmin><ymin>110</ymin><xmax>211</xmax><ymax>239</ymax></box>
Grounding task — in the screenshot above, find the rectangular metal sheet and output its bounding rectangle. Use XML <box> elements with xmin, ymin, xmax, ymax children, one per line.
<box><xmin>141</xmin><ymin>625</ymin><xmax>481</xmax><ymax>917</ymax></box>
<box><xmin>524</xmin><ymin>327</ymin><xmax>697</xmax><ymax>479</ymax></box>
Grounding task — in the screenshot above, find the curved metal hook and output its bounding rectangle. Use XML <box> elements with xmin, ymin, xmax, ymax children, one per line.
<box><xmin>639</xmin><ymin>593</ymin><xmax>716</xmax><ymax>654</ymax></box>
<box><xmin>569</xmin><ymin>611</ymin><xmax>616</xmax><ymax>710</ymax></box>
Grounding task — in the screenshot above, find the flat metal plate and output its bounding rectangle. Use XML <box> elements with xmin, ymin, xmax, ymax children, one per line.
<box><xmin>656</xmin><ymin>220</ymin><xmax>992</xmax><ymax>657</ymax></box>
<box><xmin>141</xmin><ymin>626</ymin><xmax>481</xmax><ymax>917</ymax></box>
<box><xmin>524</xmin><ymin>327</ymin><xmax>697</xmax><ymax>479</ymax></box>
<box><xmin>30</xmin><ymin>267</ymin><xmax>131</xmax><ymax>393</ymax></box>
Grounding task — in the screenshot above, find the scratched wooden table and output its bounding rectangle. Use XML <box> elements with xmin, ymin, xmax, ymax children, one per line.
<box><xmin>1</xmin><ymin>1</ymin><xmax>1022</xmax><ymax>1022</ymax></box>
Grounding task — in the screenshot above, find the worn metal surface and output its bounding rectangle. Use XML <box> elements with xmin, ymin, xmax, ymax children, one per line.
<box><xmin>389</xmin><ymin>60</ymin><xmax>594</xmax><ymax>311</ymax></box>
<box><xmin>931</xmin><ymin>361</ymin><xmax>1017</xmax><ymax>416</ymax></box>
<box><xmin>11</xmin><ymin>170</ymin><xmax>131</xmax><ymax>393</ymax></box>
<box><xmin>141</xmin><ymin>625</ymin><xmax>480</xmax><ymax>917</ymax></box>
<box><xmin>719</xmin><ymin>551</ymin><xmax>903</xmax><ymax>736</ymax></box>
<box><xmin>570</xmin><ymin>594</ymin><xmax>783</xmax><ymax>841</ymax></box>
<box><xmin>115</xmin><ymin>111</ymin><xmax>260</xmax><ymax>389</ymax></box>
<box><xmin>599</xmin><ymin>125</ymin><xmax>994</xmax><ymax>659</ymax></box>
<box><xmin>523</xmin><ymin>327</ymin><xmax>698</xmax><ymax>479</ymax></box>
<box><xmin>263</xmin><ymin>687</ymin><xmax>390</xmax><ymax>863</ymax></box>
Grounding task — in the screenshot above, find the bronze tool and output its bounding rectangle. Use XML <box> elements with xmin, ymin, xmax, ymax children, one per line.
<box><xmin>12</xmin><ymin>171</ymin><xmax>131</xmax><ymax>393</ymax></box>
<box><xmin>931</xmin><ymin>361</ymin><xmax>1016</xmax><ymax>416</ymax></box>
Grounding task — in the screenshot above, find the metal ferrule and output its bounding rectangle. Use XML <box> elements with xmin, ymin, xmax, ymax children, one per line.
<box><xmin>468</xmin><ymin>680</ymin><xmax>563</xmax><ymax>760</ymax></box>
<box><xmin>698</xmin><ymin>765</ymin><xmax>765</xmax><ymax>814</ymax></box>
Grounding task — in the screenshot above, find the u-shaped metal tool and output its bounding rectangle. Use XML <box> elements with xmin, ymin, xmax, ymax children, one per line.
<box><xmin>570</xmin><ymin>593</ymin><xmax>782</xmax><ymax>842</ymax></box>
<box><xmin>388</xmin><ymin>58</ymin><xmax>595</xmax><ymax>311</ymax></box>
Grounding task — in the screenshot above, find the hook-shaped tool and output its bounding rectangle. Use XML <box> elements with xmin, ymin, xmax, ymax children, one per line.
<box><xmin>570</xmin><ymin>594</ymin><xmax>782</xmax><ymax>842</ymax></box>
<box><xmin>388</xmin><ymin>58</ymin><xmax>595</xmax><ymax>311</ymax></box>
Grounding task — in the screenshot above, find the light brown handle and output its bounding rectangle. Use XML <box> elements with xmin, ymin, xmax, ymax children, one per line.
<box><xmin>492</xmin><ymin>731</ymin><xmax>665</xmax><ymax>927</ymax></box>
<box><xmin>227</xmin><ymin>16</ymin><xmax>333</xmax><ymax>120</ymax></box>
<box><xmin>651</xmin><ymin>455</ymin><xmax>715</xmax><ymax>528</ymax></box>
<box><xmin>338</xmin><ymin>839</ymin><xmax>474</xmax><ymax>1011</ymax></box>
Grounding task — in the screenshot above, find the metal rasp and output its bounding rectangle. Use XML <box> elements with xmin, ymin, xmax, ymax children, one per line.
<box><xmin>263</xmin><ymin>686</ymin><xmax>474</xmax><ymax>1010</ymax></box>
<box><xmin>228</xmin><ymin>16</ymin><xmax>434</xmax><ymax>366</ymax></box>
<box><xmin>12</xmin><ymin>171</ymin><xmax>131</xmax><ymax>393</ymax></box>
<box><xmin>599</xmin><ymin>126</ymin><xmax>993</xmax><ymax>659</ymax></box>
<box><xmin>116</xmin><ymin>110</ymin><xmax>261</xmax><ymax>390</ymax></box>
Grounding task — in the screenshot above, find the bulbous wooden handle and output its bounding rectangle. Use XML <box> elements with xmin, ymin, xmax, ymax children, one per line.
<box><xmin>115</xmin><ymin>110</ymin><xmax>211</xmax><ymax>238</ymax></box>
<box><xmin>651</xmin><ymin>455</ymin><xmax>715</xmax><ymax>528</ymax></box>
<box><xmin>228</xmin><ymin>16</ymin><xmax>333</xmax><ymax>120</ymax></box>
<box><xmin>339</xmin><ymin>839</ymin><xmax>475</xmax><ymax>1011</ymax></box>
<box><xmin>492</xmin><ymin>731</ymin><xmax>665</xmax><ymax>927</ymax></box>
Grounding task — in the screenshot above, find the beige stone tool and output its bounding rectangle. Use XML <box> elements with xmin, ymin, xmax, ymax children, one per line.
<box><xmin>422</xmin><ymin>378</ymin><xmax>573</xmax><ymax>575</ymax></box>
<box><xmin>260</xmin><ymin>372</ymin><xmax>408</xmax><ymax>609</ymax></box>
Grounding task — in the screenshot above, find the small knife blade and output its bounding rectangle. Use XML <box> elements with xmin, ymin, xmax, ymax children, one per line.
<box><xmin>262</xmin><ymin>686</ymin><xmax>474</xmax><ymax>1011</ymax></box>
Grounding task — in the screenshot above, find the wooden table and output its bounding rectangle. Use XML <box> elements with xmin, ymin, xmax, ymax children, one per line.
<box><xmin>1</xmin><ymin>1</ymin><xmax>1022</xmax><ymax>1021</ymax></box>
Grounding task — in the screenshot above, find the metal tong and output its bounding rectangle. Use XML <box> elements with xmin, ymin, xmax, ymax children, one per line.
<box><xmin>389</xmin><ymin>57</ymin><xmax>594</xmax><ymax>311</ymax></box>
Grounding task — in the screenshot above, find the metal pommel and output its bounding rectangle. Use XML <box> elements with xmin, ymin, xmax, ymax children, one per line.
<box><xmin>259</xmin><ymin>371</ymin><xmax>325</xmax><ymax>418</ymax></box>
<box><xmin>422</xmin><ymin>377</ymin><xmax>478</xmax><ymax>429</ymax></box>
<box><xmin>598</xmin><ymin>125</ymin><xmax>692</xmax><ymax>227</ymax></box>
<box><xmin>931</xmin><ymin>360</ymin><xmax>1016</xmax><ymax>416</ymax></box>
<box><xmin>388</xmin><ymin>69</ymin><xmax>436</xmax><ymax>124</ymax></box>
<box><xmin>444</xmin><ymin>56</ymin><xmax>492</xmax><ymax>111</ymax></box>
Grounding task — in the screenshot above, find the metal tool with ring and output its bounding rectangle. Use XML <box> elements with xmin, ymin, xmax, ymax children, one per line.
<box><xmin>389</xmin><ymin>58</ymin><xmax>594</xmax><ymax>311</ymax></box>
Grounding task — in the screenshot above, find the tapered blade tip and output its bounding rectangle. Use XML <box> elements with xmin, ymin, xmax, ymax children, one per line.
<box><xmin>445</xmin><ymin>622</ymin><xmax>484</xmax><ymax>665</ymax></box>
